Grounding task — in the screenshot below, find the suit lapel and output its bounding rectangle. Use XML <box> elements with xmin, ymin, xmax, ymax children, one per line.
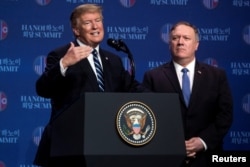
<box><xmin>188</xmin><ymin>62</ymin><xmax>204</xmax><ymax>109</ymax></box>
<box><xmin>73</xmin><ymin>41</ymin><xmax>104</xmax><ymax>91</ymax></box>
<box><xmin>79</xmin><ymin>58</ymin><xmax>100</xmax><ymax>91</ymax></box>
<box><xmin>165</xmin><ymin>62</ymin><xmax>182</xmax><ymax>93</ymax></box>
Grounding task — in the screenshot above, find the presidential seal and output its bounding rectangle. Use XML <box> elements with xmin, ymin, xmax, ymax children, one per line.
<box><xmin>116</xmin><ymin>101</ymin><xmax>156</xmax><ymax>146</ymax></box>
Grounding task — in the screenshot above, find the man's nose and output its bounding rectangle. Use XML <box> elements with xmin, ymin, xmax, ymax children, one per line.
<box><xmin>178</xmin><ymin>37</ymin><xmax>184</xmax><ymax>43</ymax></box>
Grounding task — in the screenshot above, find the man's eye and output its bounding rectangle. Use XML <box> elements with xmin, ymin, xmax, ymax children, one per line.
<box><xmin>172</xmin><ymin>37</ymin><xmax>179</xmax><ymax>40</ymax></box>
<box><xmin>83</xmin><ymin>22</ymin><xmax>90</xmax><ymax>25</ymax></box>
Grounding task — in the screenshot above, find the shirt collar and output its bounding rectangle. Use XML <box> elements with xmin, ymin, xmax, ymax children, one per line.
<box><xmin>173</xmin><ymin>58</ymin><xmax>196</xmax><ymax>72</ymax></box>
<box><xmin>76</xmin><ymin>39</ymin><xmax>100</xmax><ymax>52</ymax></box>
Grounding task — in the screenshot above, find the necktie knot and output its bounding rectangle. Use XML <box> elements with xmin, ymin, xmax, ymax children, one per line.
<box><xmin>181</xmin><ymin>68</ymin><xmax>189</xmax><ymax>74</ymax></box>
<box><xmin>92</xmin><ymin>49</ymin><xmax>98</xmax><ymax>57</ymax></box>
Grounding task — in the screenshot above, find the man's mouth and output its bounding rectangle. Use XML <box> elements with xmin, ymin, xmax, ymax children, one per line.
<box><xmin>177</xmin><ymin>48</ymin><xmax>185</xmax><ymax>51</ymax></box>
<box><xmin>91</xmin><ymin>32</ymin><xmax>99</xmax><ymax>36</ymax></box>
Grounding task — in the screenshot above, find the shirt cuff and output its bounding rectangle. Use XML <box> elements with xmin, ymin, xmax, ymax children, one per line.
<box><xmin>199</xmin><ymin>137</ymin><xmax>207</xmax><ymax>151</ymax></box>
<box><xmin>59</xmin><ymin>58</ymin><xmax>68</xmax><ymax>77</ymax></box>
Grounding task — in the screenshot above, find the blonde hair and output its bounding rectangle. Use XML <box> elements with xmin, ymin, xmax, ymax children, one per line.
<box><xmin>70</xmin><ymin>4</ymin><xmax>103</xmax><ymax>28</ymax></box>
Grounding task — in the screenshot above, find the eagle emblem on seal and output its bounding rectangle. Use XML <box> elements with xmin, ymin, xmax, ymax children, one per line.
<box><xmin>116</xmin><ymin>101</ymin><xmax>156</xmax><ymax>146</ymax></box>
<box><xmin>124</xmin><ymin>108</ymin><xmax>151</xmax><ymax>140</ymax></box>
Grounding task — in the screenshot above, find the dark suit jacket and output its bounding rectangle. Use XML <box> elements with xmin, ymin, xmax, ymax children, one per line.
<box><xmin>36</xmin><ymin>40</ymin><xmax>142</xmax><ymax>120</ymax></box>
<box><xmin>34</xmin><ymin>41</ymin><xmax>144</xmax><ymax>166</ymax></box>
<box><xmin>143</xmin><ymin>61</ymin><xmax>233</xmax><ymax>167</ymax></box>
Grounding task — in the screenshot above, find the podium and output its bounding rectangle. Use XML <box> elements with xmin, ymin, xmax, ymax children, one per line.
<box><xmin>50</xmin><ymin>93</ymin><xmax>186</xmax><ymax>167</ymax></box>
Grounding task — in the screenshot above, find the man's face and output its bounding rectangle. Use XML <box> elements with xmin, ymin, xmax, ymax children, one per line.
<box><xmin>73</xmin><ymin>12</ymin><xmax>104</xmax><ymax>47</ymax></box>
<box><xmin>169</xmin><ymin>24</ymin><xmax>199</xmax><ymax>62</ymax></box>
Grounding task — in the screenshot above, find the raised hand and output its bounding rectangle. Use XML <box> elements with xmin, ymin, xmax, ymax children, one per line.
<box><xmin>61</xmin><ymin>42</ymin><xmax>93</xmax><ymax>68</ymax></box>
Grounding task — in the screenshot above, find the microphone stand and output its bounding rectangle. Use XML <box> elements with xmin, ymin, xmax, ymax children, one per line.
<box><xmin>110</xmin><ymin>39</ymin><xmax>135</xmax><ymax>86</ymax></box>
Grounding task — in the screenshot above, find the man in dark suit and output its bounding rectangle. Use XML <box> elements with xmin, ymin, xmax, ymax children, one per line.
<box><xmin>142</xmin><ymin>21</ymin><xmax>233</xmax><ymax>167</ymax></box>
<box><xmin>34</xmin><ymin>4</ymin><xmax>144</xmax><ymax>167</ymax></box>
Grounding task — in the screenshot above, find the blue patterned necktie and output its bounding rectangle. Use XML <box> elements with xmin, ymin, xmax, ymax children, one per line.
<box><xmin>182</xmin><ymin>68</ymin><xmax>190</xmax><ymax>107</ymax></box>
<box><xmin>92</xmin><ymin>49</ymin><xmax>104</xmax><ymax>92</ymax></box>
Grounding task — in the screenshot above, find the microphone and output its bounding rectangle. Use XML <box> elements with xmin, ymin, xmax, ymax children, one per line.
<box><xmin>107</xmin><ymin>38</ymin><xmax>126</xmax><ymax>52</ymax></box>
